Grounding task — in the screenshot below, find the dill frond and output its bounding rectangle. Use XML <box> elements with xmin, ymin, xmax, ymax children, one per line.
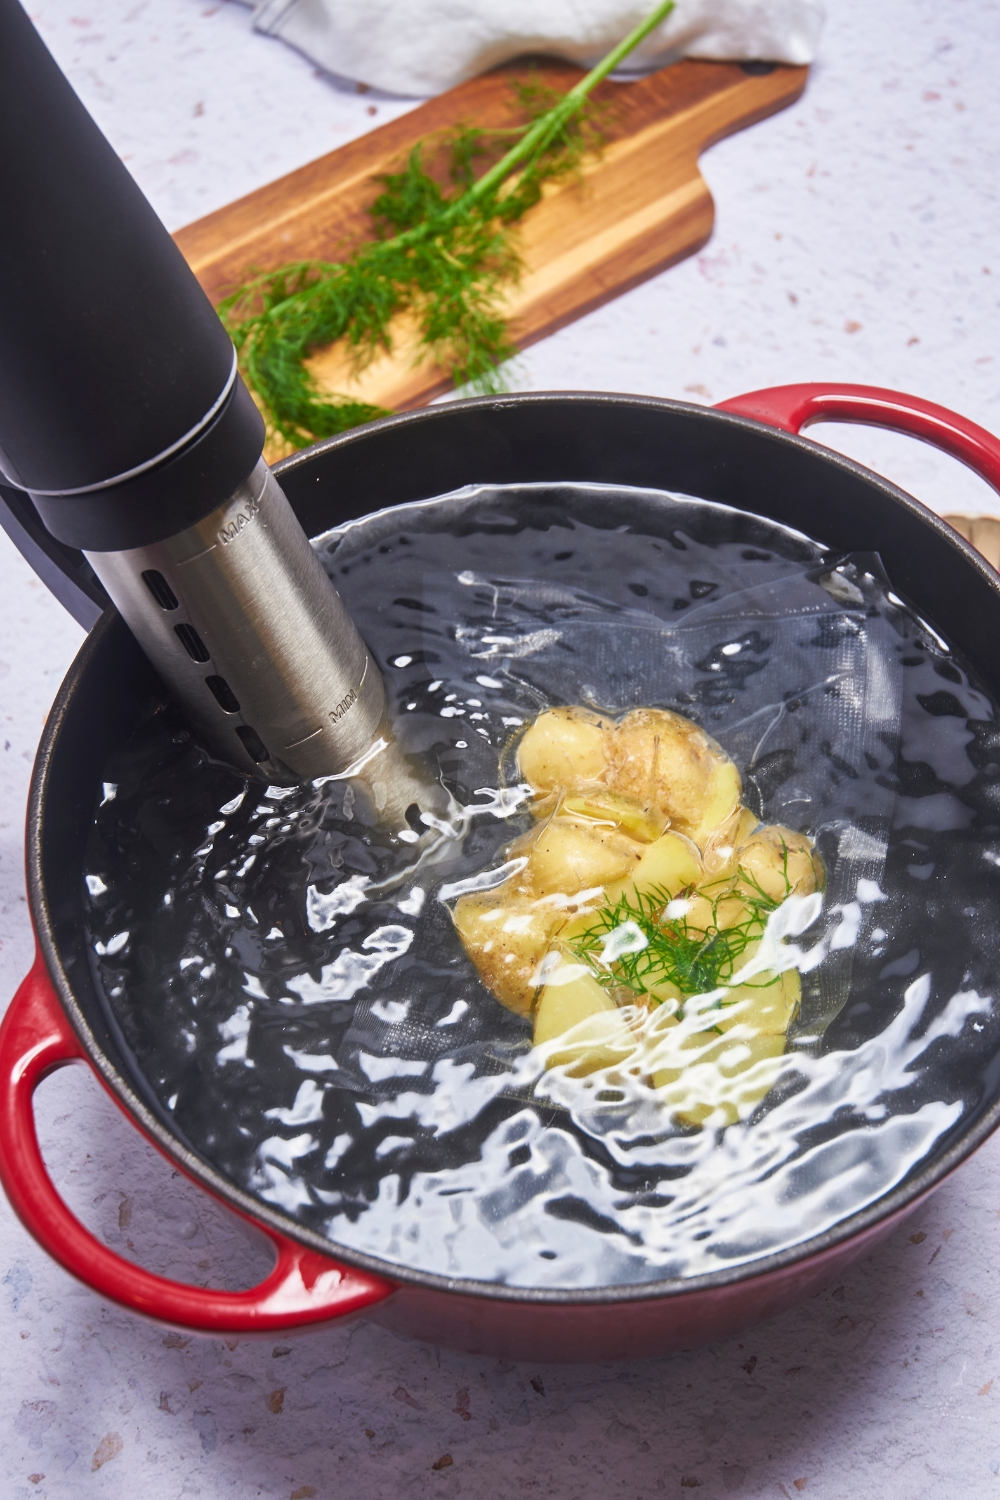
<box><xmin>219</xmin><ymin>1</ymin><xmax>676</xmax><ymax>450</ymax></box>
<box><xmin>568</xmin><ymin>863</ymin><xmax>792</xmax><ymax>1012</ymax></box>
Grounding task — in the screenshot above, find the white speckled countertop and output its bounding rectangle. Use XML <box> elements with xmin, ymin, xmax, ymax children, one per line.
<box><xmin>2</xmin><ymin>2</ymin><xmax>1000</xmax><ymax>1496</ymax></box>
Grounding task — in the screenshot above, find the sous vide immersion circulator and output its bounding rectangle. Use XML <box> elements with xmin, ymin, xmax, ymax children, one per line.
<box><xmin>0</xmin><ymin>0</ymin><xmax>388</xmax><ymax>788</ymax></box>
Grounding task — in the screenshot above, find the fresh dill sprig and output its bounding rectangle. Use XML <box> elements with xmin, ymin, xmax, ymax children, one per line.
<box><xmin>569</xmin><ymin>866</ymin><xmax>791</xmax><ymax>1008</ymax></box>
<box><xmin>219</xmin><ymin>1</ymin><xmax>676</xmax><ymax>450</ymax></box>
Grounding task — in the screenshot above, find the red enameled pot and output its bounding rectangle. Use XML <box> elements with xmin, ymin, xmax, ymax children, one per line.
<box><xmin>3</xmin><ymin>382</ymin><xmax>1000</xmax><ymax>1363</ymax></box>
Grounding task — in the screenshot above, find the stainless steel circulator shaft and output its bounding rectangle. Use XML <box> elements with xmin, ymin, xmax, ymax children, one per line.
<box><xmin>85</xmin><ymin>460</ymin><xmax>387</xmax><ymax>784</ymax></box>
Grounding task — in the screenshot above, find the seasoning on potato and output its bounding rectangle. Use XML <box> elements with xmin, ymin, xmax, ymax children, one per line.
<box><xmin>449</xmin><ymin>704</ymin><xmax>825</xmax><ymax>1126</ymax></box>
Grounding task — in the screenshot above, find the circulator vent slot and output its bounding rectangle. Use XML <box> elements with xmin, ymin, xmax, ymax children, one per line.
<box><xmin>174</xmin><ymin>623</ymin><xmax>210</xmax><ymax>663</ymax></box>
<box><xmin>205</xmin><ymin>675</ymin><xmax>240</xmax><ymax>714</ymax></box>
<box><xmin>236</xmin><ymin>725</ymin><xmax>270</xmax><ymax>763</ymax></box>
<box><xmin>141</xmin><ymin>569</ymin><xmax>178</xmax><ymax>610</ymax></box>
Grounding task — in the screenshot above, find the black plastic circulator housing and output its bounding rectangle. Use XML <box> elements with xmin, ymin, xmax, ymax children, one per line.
<box><xmin>0</xmin><ymin>0</ymin><xmax>264</xmax><ymax>553</ymax></box>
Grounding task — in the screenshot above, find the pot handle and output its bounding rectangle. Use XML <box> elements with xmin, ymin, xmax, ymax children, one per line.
<box><xmin>715</xmin><ymin>382</ymin><xmax>1000</xmax><ymax>495</ymax></box>
<box><xmin>0</xmin><ymin>953</ymin><xmax>395</xmax><ymax>1333</ymax></box>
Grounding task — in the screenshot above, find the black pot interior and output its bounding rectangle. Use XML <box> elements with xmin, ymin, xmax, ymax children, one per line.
<box><xmin>30</xmin><ymin>394</ymin><xmax>1000</xmax><ymax>1299</ymax></box>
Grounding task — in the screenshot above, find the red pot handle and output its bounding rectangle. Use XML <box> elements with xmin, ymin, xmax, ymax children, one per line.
<box><xmin>0</xmin><ymin>952</ymin><xmax>395</xmax><ymax>1333</ymax></box>
<box><xmin>715</xmin><ymin>382</ymin><xmax>1000</xmax><ymax>495</ymax></box>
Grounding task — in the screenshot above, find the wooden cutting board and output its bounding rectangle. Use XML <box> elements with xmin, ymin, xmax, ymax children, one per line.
<box><xmin>945</xmin><ymin>515</ymin><xmax>1000</xmax><ymax>569</ymax></box>
<box><xmin>175</xmin><ymin>58</ymin><xmax>807</xmax><ymax>433</ymax></box>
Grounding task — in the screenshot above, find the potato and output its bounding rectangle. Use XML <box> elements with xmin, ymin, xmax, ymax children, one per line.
<box><xmin>533</xmin><ymin>971</ymin><xmax>637</xmax><ymax>1074</ymax></box>
<box><xmin>452</xmin><ymin>892</ymin><xmax>565</xmax><ymax>1015</ymax></box>
<box><xmin>602</xmin><ymin>830</ymin><xmax>704</xmax><ymax>929</ymax></box>
<box><xmin>517</xmin><ymin>706</ymin><xmax>610</xmax><ymax>793</ymax></box>
<box><xmin>650</xmin><ymin>967</ymin><xmax>799</xmax><ymax>1123</ymax></box>
<box><xmin>701</xmin><ymin>807</ymin><xmax>760</xmax><ymax>876</ymax></box>
<box><xmin>631</xmin><ymin>831</ymin><xmax>703</xmax><ymax>897</ymax></box>
<box><xmin>542</xmin><ymin>905</ymin><xmax>589</xmax><ymax>941</ymax></box>
<box><xmin>605</xmin><ymin>709</ymin><xmax>742</xmax><ymax>844</ymax></box>
<box><xmin>533</xmin><ymin>968</ymin><xmax>618</xmax><ymax>1044</ymax></box>
<box><xmin>664</xmin><ymin>1032</ymin><xmax>788</xmax><ymax>1127</ymax></box>
<box><xmin>734</xmin><ymin>825</ymin><xmax>824</xmax><ymax>902</ymax></box>
<box><xmin>525</xmin><ymin>817</ymin><xmax>638</xmax><ymax>898</ymax></box>
<box><xmin>715</xmin><ymin>970</ymin><xmax>801</xmax><ymax>1035</ymax></box>
<box><xmin>642</xmin><ymin>975</ymin><xmax>683</xmax><ymax>1008</ymax></box>
<box><xmin>562</xmin><ymin>789</ymin><xmax>667</xmax><ymax>844</ymax></box>
<box><xmin>678</xmin><ymin>890</ymin><xmax>753</xmax><ymax>936</ymax></box>
<box><xmin>686</xmin><ymin>760</ymin><xmax>744</xmax><ymax>848</ymax></box>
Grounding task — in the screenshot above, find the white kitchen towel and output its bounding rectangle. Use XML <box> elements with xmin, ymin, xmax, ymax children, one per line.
<box><xmin>250</xmin><ymin>0</ymin><xmax>824</xmax><ymax>98</ymax></box>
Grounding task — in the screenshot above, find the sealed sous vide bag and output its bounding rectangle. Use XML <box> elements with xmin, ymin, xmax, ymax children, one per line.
<box><xmin>322</xmin><ymin>484</ymin><xmax>905</xmax><ymax>1050</ymax></box>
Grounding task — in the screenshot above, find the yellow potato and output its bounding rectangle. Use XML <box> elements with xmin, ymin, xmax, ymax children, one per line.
<box><xmin>452</xmin><ymin>892</ymin><xmax>565</xmax><ymax>1015</ymax></box>
<box><xmin>549</xmin><ymin>907</ymin><xmax>603</xmax><ymax>948</ymax></box>
<box><xmin>651</xmin><ymin>1030</ymin><xmax>729</xmax><ymax>1089</ymax></box>
<box><xmin>605</xmin><ymin>709</ymin><xmax>742</xmax><ymax>842</ymax></box>
<box><xmin>686</xmin><ymin>760</ymin><xmax>744</xmax><ymax>848</ymax></box>
<box><xmin>650</xmin><ymin>965</ymin><xmax>799</xmax><ymax>1122</ymax></box>
<box><xmin>533</xmin><ymin>969</ymin><xmax>618</xmax><ymax>1045</ymax></box>
<box><xmin>715</xmin><ymin>969</ymin><xmax>801</xmax><ymax>1035</ymax></box>
<box><xmin>734</xmin><ymin>825</ymin><xmax>824</xmax><ymax>902</ymax></box>
<box><xmin>665</xmin><ymin>1032</ymin><xmax>788</xmax><ymax>1127</ymax></box>
<box><xmin>516</xmin><ymin>706</ymin><xmax>610</xmax><ymax>793</ymax></box>
<box><xmin>601</xmin><ymin>831</ymin><xmax>705</xmax><ymax>940</ymax></box>
<box><xmin>671</xmin><ymin>889</ymin><xmax>751</xmax><ymax>937</ymax></box>
<box><xmin>701</xmin><ymin>807</ymin><xmax>760</xmax><ymax>876</ymax></box>
<box><xmin>562</xmin><ymin>789</ymin><xmax>668</xmax><ymax>844</ymax></box>
<box><xmin>650</xmin><ymin>993</ymin><xmax>791</xmax><ymax>1122</ymax></box>
<box><xmin>533</xmin><ymin>971</ymin><xmax>637</xmax><ymax>1075</ymax></box>
<box><xmin>631</xmin><ymin>831</ymin><xmax>703</xmax><ymax>897</ymax></box>
<box><xmin>551</xmin><ymin>878</ymin><xmax>690</xmax><ymax>1008</ymax></box>
<box><xmin>525</xmin><ymin>817</ymin><xmax>638</xmax><ymax>898</ymax></box>
<box><xmin>642</xmin><ymin>976</ymin><xmax>683</xmax><ymax>1008</ymax></box>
